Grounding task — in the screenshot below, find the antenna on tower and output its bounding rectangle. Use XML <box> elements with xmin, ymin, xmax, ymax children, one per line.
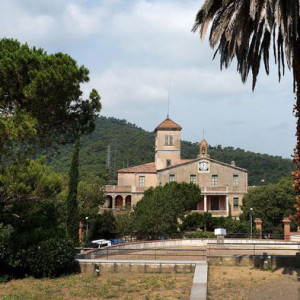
<box><xmin>167</xmin><ymin>77</ymin><xmax>171</xmax><ymax>118</ymax></box>
<box><xmin>203</xmin><ymin>129</ymin><xmax>205</xmax><ymax>139</ymax></box>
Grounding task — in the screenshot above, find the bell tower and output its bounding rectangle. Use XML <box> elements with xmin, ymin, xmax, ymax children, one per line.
<box><xmin>155</xmin><ymin>118</ymin><xmax>182</xmax><ymax>170</ymax></box>
<box><xmin>198</xmin><ymin>138</ymin><xmax>209</xmax><ymax>158</ymax></box>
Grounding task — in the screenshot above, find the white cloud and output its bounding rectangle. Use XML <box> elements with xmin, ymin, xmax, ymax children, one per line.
<box><xmin>0</xmin><ymin>0</ymin><xmax>296</xmax><ymax>157</ymax></box>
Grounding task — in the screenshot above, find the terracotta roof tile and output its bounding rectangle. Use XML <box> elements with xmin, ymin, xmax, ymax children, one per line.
<box><xmin>118</xmin><ymin>162</ymin><xmax>157</xmax><ymax>173</ymax></box>
<box><xmin>155</xmin><ymin>118</ymin><xmax>182</xmax><ymax>131</ymax></box>
<box><xmin>119</xmin><ymin>159</ymin><xmax>194</xmax><ymax>173</ymax></box>
<box><xmin>179</xmin><ymin>159</ymin><xmax>193</xmax><ymax>164</ymax></box>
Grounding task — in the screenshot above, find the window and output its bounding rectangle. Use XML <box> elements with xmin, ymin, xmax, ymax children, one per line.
<box><xmin>166</xmin><ymin>159</ymin><xmax>172</xmax><ymax>167</ymax></box>
<box><xmin>233</xmin><ymin>175</ymin><xmax>239</xmax><ymax>187</ymax></box>
<box><xmin>169</xmin><ymin>174</ymin><xmax>175</xmax><ymax>182</ymax></box>
<box><xmin>233</xmin><ymin>198</ymin><xmax>239</xmax><ymax>209</ymax></box>
<box><xmin>212</xmin><ymin>175</ymin><xmax>218</xmax><ymax>187</ymax></box>
<box><xmin>139</xmin><ymin>176</ymin><xmax>145</xmax><ymax>186</ymax></box>
<box><xmin>190</xmin><ymin>175</ymin><xmax>197</xmax><ymax>184</ymax></box>
<box><xmin>165</xmin><ymin>135</ymin><xmax>173</xmax><ymax>146</ymax></box>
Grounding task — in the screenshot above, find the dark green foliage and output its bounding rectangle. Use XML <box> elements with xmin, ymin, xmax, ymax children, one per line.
<box><xmin>66</xmin><ymin>137</ymin><xmax>80</xmax><ymax>245</ymax></box>
<box><xmin>183</xmin><ymin>231</ymin><xmax>215</xmax><ymax>239</ymax></box>
<box><xmin>78</xmin><ymin>177</ymin><xmax>106</xmax><ymax>221</ymax></box>
<box><xmin>0</xmin><ymin>224</ymin><xmax>14</xmax><ymax>282</ymax></box>
<box><xmin>89</xmin><ymin>211</ymin><xmax>117</xmax><ymax>241</ymax></box>
<box><xmin>115</xmin><ymin>211</ymin><xmax>135</xmax><ymax>240</ymax></box>
<box><xmin>0</xmin><ymin>38</ymin><xmax>101</xmax><ymax>152</ymax></box>
<box><xmin>0</xmin><ymin>38</ymin><xmax>101</xmax><ymax>280</ymax></box>
<box><xmin>181</xmin><ymin>213</ymin><xmax>213</xmax><ymax>231</ymax></box>
<box><xmin>133</xmin><ymin>182</ymin><xmax>202</xmax><ymax>239</ymax></box>
<box><xmin>0</xmin><ymin>159</ymin><xmax>69</xmax><ymax>280</ymax></box>
<box><xmin>49</xmin><ymin>116</ymin><xmax>293</xmax><ymax>186</ymax></box>
<box><xmin>241</xmin><ymin>177</ymin><xmax>297</xmax><ymax>235</ymax></box>
<box><xmin>181</xmin><ymin>213</ymin><xmax>250</xmax><ymax>237</ymax></box>
<box><xmin>212</xmin><ymin>217</ymin><xmax>251</xmax><ymax>237</ymax></box>
<box><xmin>49</xmin><ymin>117</ymin><xmax>154</xmax><ymax>183</ymax></box>
<box><xmin>0</xmin><ymin>159</ymin><xmax>64</xmax><ymax>247</ymax></box>
<box><xmin>27</xmin><ymin>238</ymin><xmax>75</xmax><ymax>278</ymax></box>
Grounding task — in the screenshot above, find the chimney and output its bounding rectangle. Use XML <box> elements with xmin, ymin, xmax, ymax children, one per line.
<box><xmin>231</xmin><ymin>161</ymin><xmax>236</xmax><ymax>167</ymax></box>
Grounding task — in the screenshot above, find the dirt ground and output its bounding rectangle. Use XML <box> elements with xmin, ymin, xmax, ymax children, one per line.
<box><xmin>208</xmin><ymin>266</ymin><xmax>300</xmax><ymax>300</ymax></box>
<box><xmin>0</xmin><ymin>272</ymin><xmax>193</xmax><ymax>300</ymax></box>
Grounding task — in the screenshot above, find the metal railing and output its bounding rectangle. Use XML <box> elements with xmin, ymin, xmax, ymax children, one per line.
<box><xmin>91</xmin><ymin>247</ymin><xmax>207</xmax><ymax>261</ymax></box>
<box><xmin>207</xmin><ymin>242</ymin><xmax>300</xmax><ymax>256</ymax></box>
<box><xmin>76</xmin><ymin>242</ymin><xmax>300</xmax><ymax>260</ymax></box>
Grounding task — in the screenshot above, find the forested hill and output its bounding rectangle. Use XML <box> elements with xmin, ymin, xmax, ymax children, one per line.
<box><xmin>48</xmin><ymin>116</ymin><xmax>294</xmax><ymax>186</ymax></box>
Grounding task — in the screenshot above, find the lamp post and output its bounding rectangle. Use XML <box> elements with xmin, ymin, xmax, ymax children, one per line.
<box><xmin>86</xmin><ymin>216</ymin><xmax>89</xmax><ymax>240</ymax></box>
<box><xmin>250</xmin><ymin>208</ymin><xmax>253</xmax><ymax>239</ymax></box>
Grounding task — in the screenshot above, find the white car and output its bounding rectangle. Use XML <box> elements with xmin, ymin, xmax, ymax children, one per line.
<box><xmin>91</xmin><ymin>239</ymin><xmax>111</xmax><ymax>248</ymax></box>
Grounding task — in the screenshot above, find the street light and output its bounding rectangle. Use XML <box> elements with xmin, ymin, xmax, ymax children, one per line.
<box><xmin>85</xmin><ymin>216</ymin><xmax>89</xmax><ymax>239</ymax></box>
<box><xmin>250</xmin><ymin>208</ymin><xmax>253</xmax><ymax>239</ymax></box>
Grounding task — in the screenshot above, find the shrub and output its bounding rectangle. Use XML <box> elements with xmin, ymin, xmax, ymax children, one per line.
<box><xmin>89</xmin><ymin>210</ymin><xmax>117</xmax><ymax>242</ymax></box>
<box><xmin>183</xmin><ymin>231</ymin><xmax>215</xmax><ymax>239</ymax></box>
<box><xmin>27</xmin><ymin>238</ymin><xmax>75</xmax><ymax>278</ymax></box>
<box><xmin>181</xmin><ymin>213</ymin><xmax>213</xmax><ymax>231</ymax></box>
<box><xmin>211</xmin><ymin>217</ymin><xmax>250</xmax><ymax>237</ymax></box>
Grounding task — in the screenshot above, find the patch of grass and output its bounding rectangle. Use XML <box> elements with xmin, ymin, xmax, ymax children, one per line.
<box><xmin>208</xmin><ymin>266</ymin><xmax>300</xmax><ymax>300</ymax></box>
<box><xmin>0</xmin><ymin>272</ymin><xmax>193</xmax><ymax>300</ymax></box>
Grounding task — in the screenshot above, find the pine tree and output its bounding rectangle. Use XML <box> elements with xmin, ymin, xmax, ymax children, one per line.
<box><xmin>66</xmin><ymin>136</ymin><xmax>80</xmax><ymax>245</ymax></box>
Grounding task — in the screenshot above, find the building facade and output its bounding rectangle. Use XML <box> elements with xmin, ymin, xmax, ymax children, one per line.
<box><xmin>105</xmin><ymin>118</ymin><xmax>248</xmax><ymax>217</ymax></box>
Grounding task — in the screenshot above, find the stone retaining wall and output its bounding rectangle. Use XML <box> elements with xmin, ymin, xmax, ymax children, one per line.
<box><xmin>208</xmin><ymin>254</ymin><xmax>300</xmax><ymax>269</ymax></box>
<box><xmin>78</xmin><ymin>260</ymin><xmax>196</xmax><ymax>274</ymax></box>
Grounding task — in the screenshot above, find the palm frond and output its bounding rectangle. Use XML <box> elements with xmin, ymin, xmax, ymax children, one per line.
<box><xmin>193</xmin><ymin>0</ymin><xmax>300</xmax><ymax>90</ymax></box>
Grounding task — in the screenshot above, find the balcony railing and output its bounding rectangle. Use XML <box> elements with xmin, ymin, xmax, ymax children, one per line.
<box><xmin>202</xmin><ymin>186</ymin><xmax>228</xmax><ymax>193</ymax></box>
<box><xmin>191</xmin><ymin>210</ymin><xmax>228</xmax><ymax>217</ymax></box>
<box><xmin>105</xmin><ymin>185</ymin><xmax>132</xmax><ymax>193</ymax></box>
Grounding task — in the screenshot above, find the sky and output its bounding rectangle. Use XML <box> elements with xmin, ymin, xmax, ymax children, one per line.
<box><xmin>0</xmin><ymin>0</ymin><xmax>296</xmax><ymax>158</ymax></box>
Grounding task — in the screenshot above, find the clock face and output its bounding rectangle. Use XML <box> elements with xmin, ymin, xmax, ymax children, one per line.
<box><xmin>199</xmin><ymin>161</ymin><xmax>209</xmax><ymax>172</ymax></box>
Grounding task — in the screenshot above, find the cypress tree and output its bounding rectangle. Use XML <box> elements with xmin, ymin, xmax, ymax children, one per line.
<box><xmin>66</xmin><ymin>136</ymin><xmax>80</xmax><ymax>245</ymax></box>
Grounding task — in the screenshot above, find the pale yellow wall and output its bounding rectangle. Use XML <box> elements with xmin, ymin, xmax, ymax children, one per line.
<box><xmin>157</xmin><ymin>159</ymin><xmax>247</xmax><ymax>216</ymax></box>
<box><xmin>131</xmin><ymin>193</ymin><xmax>144</xmax><ymax>207</ymax></box>
<box><xmin>155</xmin><ymin>130</ymin><xmax>181</xmax><ymax>170</ymax></box>
<box><xmin>118</xmin><ymin>172</ymin><xmax>157</xmax><ymax>188</ymax></box>
<box><xmin>228</xmin><ymin>194</ymin><xmax>243</xmax><ymax>217</ymax></box>
<box><xmin>157</xmin><ymin>159</ymin><xmax>247</xmax><ymax>193</ymax></box>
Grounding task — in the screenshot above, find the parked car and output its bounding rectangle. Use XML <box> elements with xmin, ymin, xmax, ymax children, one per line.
<box><xmin>91</xmin><ymin>239</ymin><xmax>111</xmax><ymax>248</ymax></box>
<box><xmin>110</xmin><ymin>239</ymin><xmax>126</xmax><ymax>245</ymax></box>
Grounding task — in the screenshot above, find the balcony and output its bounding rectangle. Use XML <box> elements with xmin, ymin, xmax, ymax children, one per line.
<box><xmin>194</xmin><ymin>195</ymin><xmax>228</xmax><ymax>217</ymax></box>
<box><xmin>105</xmin><ymin>185</ymin><xmax>132</xmax><ymax>193</ymax></box>
<box><xmin>202</xmin><ymin>186</ymin><xmax>228</xmax><ymax>193</ymax></box>
<box><xmin>191</xmin><ymin>210</ymin><xmax>228</xmax><ymax>217</ymax></box>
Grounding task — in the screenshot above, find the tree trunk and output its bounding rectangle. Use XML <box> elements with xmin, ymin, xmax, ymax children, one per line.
<box><xmin>292</xmin><ymin>36</ymin><xmax>300</xmax><ymax>222</ymax></box>
<box><xmin>66</xmin><ymin>135</ymin><xmax>80</xmax><ymax>245</ymax></box>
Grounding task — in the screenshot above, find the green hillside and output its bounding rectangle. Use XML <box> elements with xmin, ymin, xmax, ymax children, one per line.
<box><xmin>48</xmin><ymin>116</ymin><xmax>294</xmax><ymax>186</ymax></box>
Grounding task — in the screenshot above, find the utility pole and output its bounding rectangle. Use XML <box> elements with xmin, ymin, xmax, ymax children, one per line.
<box><xmin>112</xmin><ymin>139</ymin><xmax>118</xmax><ymax>181</ymax></box>
<box><xmin>106</xmin><ymin>144</ymin><xmax>111</xmax><ymax>167</ymax></box>
<box><xmin>250</xmin><ymin>207</ymin><xmax>253</xmax><ymax>239</ymax></box>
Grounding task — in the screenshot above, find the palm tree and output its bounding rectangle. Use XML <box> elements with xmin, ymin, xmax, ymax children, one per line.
<box><xmin>193</xmin><ymin>0</ymin><xmax>300</xmax><ymax>221</ymax></box>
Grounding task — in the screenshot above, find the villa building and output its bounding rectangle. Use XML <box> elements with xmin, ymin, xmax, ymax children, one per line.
<box><xmin>105</xmin><ymin>118</ymin><xmax>248</xmax><ymax>217</ymax></box>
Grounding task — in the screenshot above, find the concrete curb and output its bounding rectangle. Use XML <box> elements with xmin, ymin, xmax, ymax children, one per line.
<box><xmin>190</xmin><ymin>262</ymin><xmax>208</xmax><ymax>300</ymax></box>
<box><xmin>77</xmin><ymin>259</ymin><xmax>202</xmax><ymax>264</ymax></box>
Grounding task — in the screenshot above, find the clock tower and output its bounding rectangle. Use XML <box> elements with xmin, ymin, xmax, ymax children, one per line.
<box><xmin>198</xmin><ymin>138</ymin><xmax>210</xmax><ymax>173</ymax></box>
